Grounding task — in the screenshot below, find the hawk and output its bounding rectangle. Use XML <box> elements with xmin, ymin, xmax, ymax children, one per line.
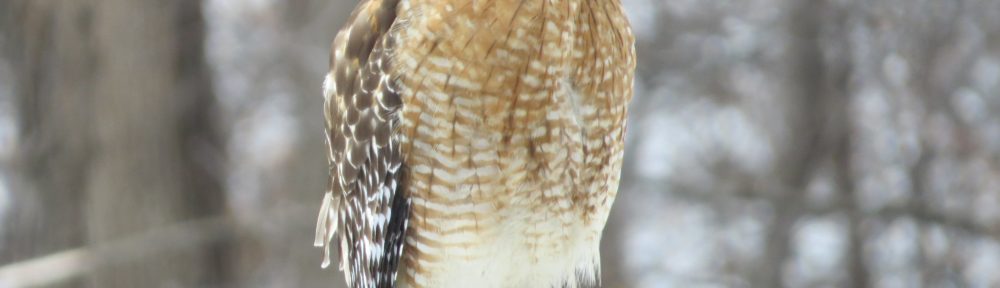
<box><xmin>314</xmin><ymin>0</ymin><xmax>635</xmax><ymax>287</ymax></box>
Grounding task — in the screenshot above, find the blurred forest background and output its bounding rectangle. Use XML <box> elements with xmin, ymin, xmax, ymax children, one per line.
<box><xmin>1</xmin><ymin>0</ymin><xmax>999</xmax><ymax>287</ymax></box>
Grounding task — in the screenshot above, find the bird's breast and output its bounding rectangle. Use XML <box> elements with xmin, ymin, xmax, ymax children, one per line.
<box><xmin>390</xmin><ymin>0</ymin><xmax>634</xmax><ymax>287</ymax></box>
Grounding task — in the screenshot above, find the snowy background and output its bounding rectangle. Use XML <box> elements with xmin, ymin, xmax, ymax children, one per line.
<box><xmin>2</xmin><ymin>0</ymin><xmax>1000</xmax><ymax>287</ymax></box>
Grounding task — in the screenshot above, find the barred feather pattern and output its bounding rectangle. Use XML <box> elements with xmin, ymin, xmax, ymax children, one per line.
<box><xmin>314</xmin><ymin>0</ymin><xmax>408</xmax><ymax>287</ymax></box>
<box><xmin>317</xmin><ymin>0</ymin><xmax>636</xmax><ymax>287</ymax></box>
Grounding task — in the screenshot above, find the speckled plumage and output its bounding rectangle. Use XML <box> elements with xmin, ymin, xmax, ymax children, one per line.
<box><xmin>315</xmin><ymin>1</ymin><xmax>635</xmax><ymax>287</ymax></box>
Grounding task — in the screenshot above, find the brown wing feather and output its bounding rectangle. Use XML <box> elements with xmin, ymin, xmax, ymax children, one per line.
<box><xmin>315</xmin><ymin>0</ymin><xmax>407</xmax><ymax>287</ymax></box>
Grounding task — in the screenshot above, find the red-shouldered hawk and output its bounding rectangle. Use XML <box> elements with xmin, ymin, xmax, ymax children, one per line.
<box><xmin>314</xmin><ymin>0</ymin><xmax>635</xmax><ymax>287</ymax></box>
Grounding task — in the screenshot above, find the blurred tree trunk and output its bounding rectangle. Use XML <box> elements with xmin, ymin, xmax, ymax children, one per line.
<box><xmin>753</xmin><ymin>0</ymin><xmax>851</xmax><ymax>287</ymax></box>
<box><xmin>1</xmin><ymin>1</ymin><xmax>95</xmax><ymax>287</ymax></box>
<box><xmin>86</xmin><ymin>0</ymin><xmax>227</xmax><ymax>287</ymax></box>
<box><xmin>3</xmin><ymin>0</ymin><xmax>227</xmax><ymax>287</ymax></box>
